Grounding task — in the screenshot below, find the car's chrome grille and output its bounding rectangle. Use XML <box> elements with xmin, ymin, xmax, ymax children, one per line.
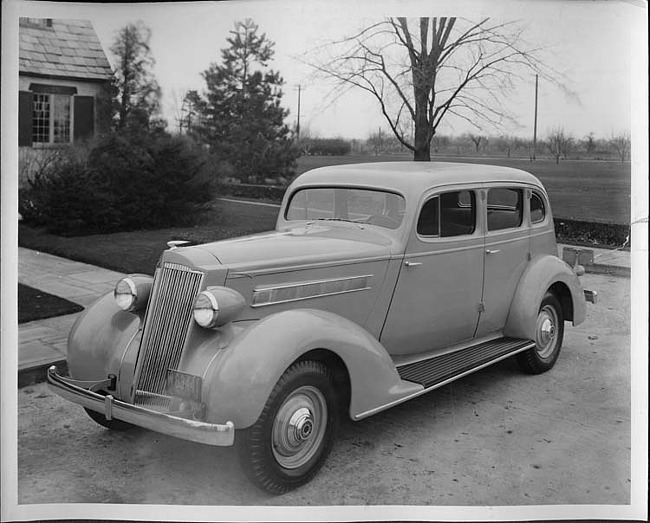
<box><xmin>134</xmin><ymin>262</ymin><xmax>203</xmax><ymax>406</ymax></box>
<box><xmin>133</xmin><ymin>390</ymin><xmax>174</xmax><ymax>412</ymax></box>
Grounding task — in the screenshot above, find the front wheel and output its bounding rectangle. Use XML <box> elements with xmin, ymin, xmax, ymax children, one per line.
<box><xmin>516</xmin><ymin>292</ymin><xmax>564</xmax><ymax>374</ymax></box>
<box><xmin>237</xmin><ymin>360</ymin><xmax>338</xmax><ymax>494</ymax></box>
<box><xmin>84</xmin><ymin>407</ymin><xmax>133</xmax><ymax>431</ymax></box>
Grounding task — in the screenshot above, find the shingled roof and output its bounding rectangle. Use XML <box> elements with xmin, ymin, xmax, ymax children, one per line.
<box><xmin>19</xmin><ymin>18</ymin><xmax>113</xmax><ymax>82</ymax></box>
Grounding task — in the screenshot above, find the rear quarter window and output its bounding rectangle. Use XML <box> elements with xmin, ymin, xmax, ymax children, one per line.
<box><xmin>530</xmin><ymin>192</ymin><xmax>546</xmax><ymax>224</ymax></box>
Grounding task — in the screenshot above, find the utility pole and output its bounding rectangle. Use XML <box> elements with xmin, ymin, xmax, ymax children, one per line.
<box><xmin>532</xmin><ymin>74</ymin><xmax>539</xmax><ymax>161</ymax></box>
<box><xmin>295</xmin><ymin>85</ymin><xmax>303</xmax><ymax>141</ymax></box>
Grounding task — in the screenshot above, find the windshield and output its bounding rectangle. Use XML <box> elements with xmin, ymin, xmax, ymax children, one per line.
<box><xmin>286</xmin><ymin>187</ymin><xmax>406</xmax><ymax>230</ymax></box>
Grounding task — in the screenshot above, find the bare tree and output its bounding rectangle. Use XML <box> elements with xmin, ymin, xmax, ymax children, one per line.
<box><xmin>545</xmin><ymin>127</ymin><xmax>573</xmax><ymax>164</ymax></box>
<box><xmin>582</xmin><ymin>132</ymin><xmax>596</xmax><ymax>154</ymax></box>
<box><xmin>431</xmin><ymin>134</ymin><xmax>449</xmax><ymax>154</ymax></box>
<box><xmin>367</xmin><ymin>128</ymin><xmax>387</xmax><ymax>156</ymax></box>
<box><xmin>608</xmin><ymin>131</ymin><xmax>631</xmax><ymax>163</ymax></box>
<box><xmin>468</xmin><ymin>133</ymin><xmax>485</xmax><ymax>153</ymax></box>
<box><xmin>307</xmin><ymin>17</ymin><xmax>554</xmax><ymax>161</ymax></box>
<box><xmin>496</xmin><ymin>134</ymin><xmax>515</xmax><ymax>157</ymax></box>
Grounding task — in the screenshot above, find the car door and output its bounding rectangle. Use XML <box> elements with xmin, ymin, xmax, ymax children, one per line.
<box><xmin>475</xmin><ymin>185</ymin><xmax>531</xmax><ymax>337</ymax></box>
<box><xmin>380</xmin><ymin>188</ymin><xmax>484</xmax><ymax>356</ymax></box>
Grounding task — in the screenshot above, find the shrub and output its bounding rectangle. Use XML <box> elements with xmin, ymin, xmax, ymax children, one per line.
<box><xmin>19</xmin><ymin>153</ymin><xmax>117</xmax><ymax>234</ymax></box>
<box><xmin>554</xmin><ymin>218</ymin><xmax>630</xmax><ymax>248</ymax></box>
<box><xmin>299</xmin><ymin>138</ymin><xmax>351</xmax><ymax>156</ymax></box>
<box><xmin>19</xmin><ymin>133</ymin><xmax>217</xmax><ymax>235</ymax></box>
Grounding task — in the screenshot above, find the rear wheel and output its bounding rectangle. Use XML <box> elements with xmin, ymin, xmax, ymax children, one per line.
<box><xmin>237</xmin><ymin>360</ymin><xmax>338</xmax><ymax>494</ymax></box>
<box><xmin>517</xmin><ymin>292</ymin><xmax>564</xmax><ymax>374</ymax></box>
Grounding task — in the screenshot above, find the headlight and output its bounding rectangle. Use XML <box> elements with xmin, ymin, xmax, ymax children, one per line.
<box><xmin>193</xmin><ymin>291</ymin><xmax>220</xmax><ymax>328</ymax></box>
<box><xmin>193</xmin><ymin>287</ymin><xmax>245</xmax><ymax>329</ymax></box>
<box><xmin>114</xmin><ymin>276</ymin><xmax>152</xmax><ymax>312</ymax></box>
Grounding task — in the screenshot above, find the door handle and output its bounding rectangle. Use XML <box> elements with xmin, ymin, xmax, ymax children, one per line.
<box><xmin>486</xmin><ymin>249</ymin><xmax>500</xmax><ymax>255</ymax></box>
<box><xmin>404</xmin><ymin>261</ymin><xmax>422</xmax><ymax>267</ymax></box>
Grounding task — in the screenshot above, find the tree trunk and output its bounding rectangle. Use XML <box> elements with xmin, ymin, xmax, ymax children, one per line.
<box><xmin>407</xmin><ymin>46</ymin><xmax>431</xmax><ymax>162</ymax></box>
<box><xmin>412</xmin><ymin>102</ymin><xmax>431</xmax><ymax>161</ymax></box>
<box><xmin>414</xmin><ymin>148</ymin><xmax>431</xmax><ymax>161</ymax></box>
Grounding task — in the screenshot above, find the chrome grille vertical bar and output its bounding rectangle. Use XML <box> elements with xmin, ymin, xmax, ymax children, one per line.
<box><xmin>133</xmin><ymin>263</ymin><xmax>204</xmax><ymax>406</ymax></box>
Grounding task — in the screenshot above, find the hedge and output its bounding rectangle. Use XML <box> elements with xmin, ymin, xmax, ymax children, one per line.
<box><xmin>19</xmin><ymin>133</ymin><xmax>217</xmax><ymax>235</ymax></box>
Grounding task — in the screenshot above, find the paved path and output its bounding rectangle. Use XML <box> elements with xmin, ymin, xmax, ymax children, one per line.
<box><xmin>16</xmin><ymin>239</ymin><xmax>630</xmax><ymax>386</ymax></box>
<box><xmin>18</xmin><ymin>248</ymin><xmax>126</xmax><ymax>385</ymax></box>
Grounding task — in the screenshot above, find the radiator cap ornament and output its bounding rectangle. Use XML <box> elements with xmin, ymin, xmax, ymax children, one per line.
<box><xmin>167</xmin><ymin>240</ymin><xmax>191</xmax><ymax>250</ymax></box>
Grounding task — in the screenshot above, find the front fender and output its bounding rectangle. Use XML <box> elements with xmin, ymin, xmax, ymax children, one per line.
<box><xmin>504</xmin><ymin>254</ymin><xmax>586</xmax><ymax>340</ymax></box>
<box><xmin>201</xmin><ymin>309</ymin><xmax>421</xmax><ymax>429</ymax></box>
<box><xmin>67</xmin><ymin>293</ymin><xmax>142</xmax><ymax>383</ymax></box>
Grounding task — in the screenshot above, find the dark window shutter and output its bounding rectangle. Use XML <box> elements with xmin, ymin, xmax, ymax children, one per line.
<box><xmin>19</xmin><ymin>91</ymin><xmax>33</xmax><ymax>146</ymax></box>
<box><xmin>73</xmin><ymin>96</ymin><xmax>95</xmax><ymax>142</ymax></box>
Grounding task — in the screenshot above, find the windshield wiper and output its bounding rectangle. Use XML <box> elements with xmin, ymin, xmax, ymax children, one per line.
<box><xmin>314</xmin><ymin>218</ymin><xmax>365</xmax><ymax>229</ymax></box>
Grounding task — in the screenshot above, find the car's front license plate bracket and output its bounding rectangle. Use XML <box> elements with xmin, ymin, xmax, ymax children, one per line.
<box><xmin>166</xmin><ymin>369</ymin><xmax>202</xmax><ymax>403</ymax></box>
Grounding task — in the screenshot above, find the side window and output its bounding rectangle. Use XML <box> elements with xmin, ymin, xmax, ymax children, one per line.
<box><xmin>487</xmin><ymin>188</ymin><xmax>523</xmax><ymax>231</ymax></box>
<box><xmin>417</xmin><ymin>190</ymin><xmax>476</xmax><ymax>238</ymax></box>
<box><xmin>530</xmin><ymin>192</ymin><xmax>546</xmax><ymax>224</ymax></box>
<box><xmin>417</xmin><ymin>197</ymin><xmax>439</xmax><ymax>236</ymax></box>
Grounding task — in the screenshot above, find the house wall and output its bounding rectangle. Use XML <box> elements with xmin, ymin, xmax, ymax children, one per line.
<box><xmin>19</xmin><ymin>74</ymin><xmax>110</xmax><ymax>187</ymax></box>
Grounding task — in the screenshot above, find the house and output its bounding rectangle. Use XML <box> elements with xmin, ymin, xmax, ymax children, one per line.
<box><xmin>18</xmin><ymin>18</ymin><xmax>113</xmax><ymax>149</ymax></box>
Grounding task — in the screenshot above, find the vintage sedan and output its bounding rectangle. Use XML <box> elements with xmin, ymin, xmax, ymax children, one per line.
<box><xmin>48</xmin><ymin>162</ymin><xmax>596</xmax><ymax>494</ymax></box>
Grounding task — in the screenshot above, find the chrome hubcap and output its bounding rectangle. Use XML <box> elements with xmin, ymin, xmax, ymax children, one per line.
<box><xmin>536</xmin><ymin>305</ymin><xmax>558</xmax><ymax>359</ymax></box>
<box><xmin>272</xmin><ymin>386</ymin><xmax>327</xmax><ymax>469</ymax></box>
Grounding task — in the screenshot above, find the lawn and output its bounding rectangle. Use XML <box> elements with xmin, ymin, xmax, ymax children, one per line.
<box><xmin>19</xmin><ymin>199</ymin><xmax>279</xmax><ymax>275</ymax></box>
<box><xmin>18</xmin><ymin>284</ymin><xmax>84</xmax><ymax>323</ymax></box>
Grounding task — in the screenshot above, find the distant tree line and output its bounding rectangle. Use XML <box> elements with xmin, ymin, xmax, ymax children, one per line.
<box><xmin>293</xmin><ymin>128</ymin><xmax>631</xmax><ymax>163</ymax></box>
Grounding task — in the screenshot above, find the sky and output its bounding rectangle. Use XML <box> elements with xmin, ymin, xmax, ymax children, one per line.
<box><xmin>14</xmin><ymin>0</ymin><xmax>642</xmax><ymax>142</ymax></box>
<box><xmin>12</xmin><ymin>0</ymin><xmax>642</xmax><ymax>141</ymax></box>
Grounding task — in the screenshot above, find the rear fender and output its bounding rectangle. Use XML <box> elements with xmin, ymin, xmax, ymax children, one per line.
<box><xmin>504</xmin><ymin>254</ymin><xmax>586</xmax><ymax>340</ymax></box>
<box><xmin>201</xmin><ymin>309</ymin><xmax>421</xmax><ymax>429</ymax></box>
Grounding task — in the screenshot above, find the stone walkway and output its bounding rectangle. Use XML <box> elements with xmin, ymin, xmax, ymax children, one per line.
<box><xmin>18</xmin><ymin>247</ymin><xmax>125</xmax><ymax>385</ymax></box>
<box><xmin>16</xmin><ymin>243</ymin><xmax>630</xmax><ymax>386</ymax></box>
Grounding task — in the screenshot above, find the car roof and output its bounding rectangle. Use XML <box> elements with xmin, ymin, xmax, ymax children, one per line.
<box><xmin>292</xmin><ymin>162</ymin><xmax>545</xmax><ymax>199</ymax></box>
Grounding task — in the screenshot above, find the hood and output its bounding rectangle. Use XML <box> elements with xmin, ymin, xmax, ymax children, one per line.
<box><xmin>191</xmin><ymin>223</ymin><xmax>399</xmax><ymax>272</ymax></box>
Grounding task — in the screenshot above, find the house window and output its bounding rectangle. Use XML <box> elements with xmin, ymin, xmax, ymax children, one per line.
<box><xmin>32</xmin><ymin>92</ymin><xmax>71</xmax><ymax>144</ymax></box>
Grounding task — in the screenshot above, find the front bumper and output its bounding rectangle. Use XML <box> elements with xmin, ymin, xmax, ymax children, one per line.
<box><xmin>47</xmin><ymin>366</ymin><xmax>235</xmax><ymax>446</ymax></box>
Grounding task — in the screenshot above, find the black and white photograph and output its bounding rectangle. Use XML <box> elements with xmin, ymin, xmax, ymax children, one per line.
<box><xmin>1</xmin><ymin>0</ymin><xmax>647</xmax><ymax>520</ymax></box>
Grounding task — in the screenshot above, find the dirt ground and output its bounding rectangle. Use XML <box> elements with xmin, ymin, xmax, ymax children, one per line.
<box><xmin>16</xmin><ymin>273</ymin><xmax>633</xmax><ymax>511</ymax></box>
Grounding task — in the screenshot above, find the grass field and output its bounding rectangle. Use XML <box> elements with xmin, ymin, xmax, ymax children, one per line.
<box><xmin>296</xmin><ymin>155</ymin><xmax>631</xmax><ymax>225</ymax></box>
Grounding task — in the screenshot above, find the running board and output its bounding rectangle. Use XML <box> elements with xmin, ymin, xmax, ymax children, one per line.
<box><xmin>396</xmin><ymin>337</ymin><xmax>535</xmax><ymax>389</ymax></box>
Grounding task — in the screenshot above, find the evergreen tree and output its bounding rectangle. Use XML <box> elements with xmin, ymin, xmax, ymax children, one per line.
<box><xmin>110</xmin><ymin>21</ymin><xmax>165</xmax><ymax>133</ymax></box>
<box><xmin>195</xmin><ymin>19</ymin><xmax>297</xmax><ymax>182</ymax></box>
